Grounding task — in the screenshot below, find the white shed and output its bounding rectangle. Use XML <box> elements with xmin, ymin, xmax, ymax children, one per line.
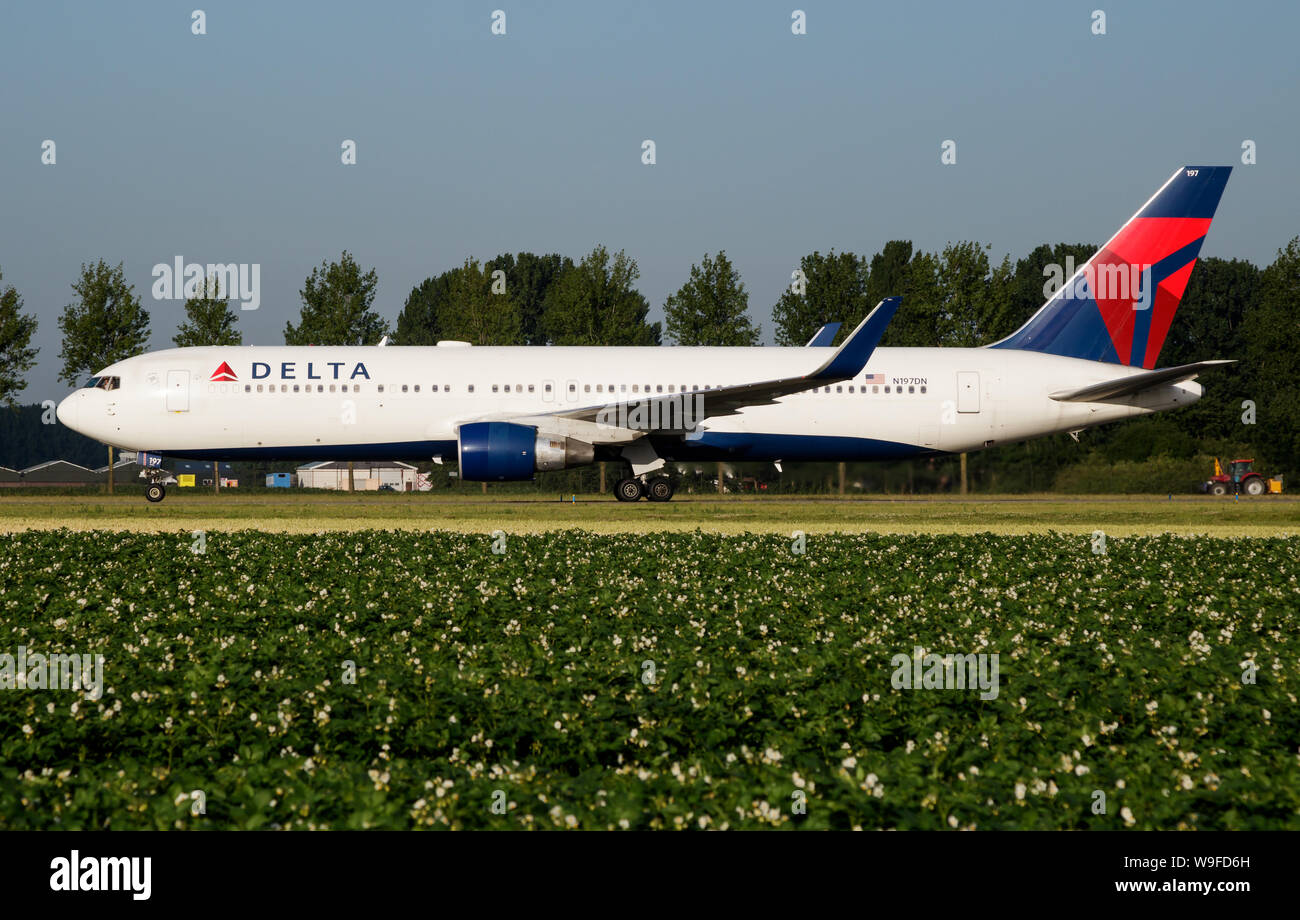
<box><xmin>295</xmin><ymin>461</ymin><xmax>425</xmax><ymax>491</ymax></box>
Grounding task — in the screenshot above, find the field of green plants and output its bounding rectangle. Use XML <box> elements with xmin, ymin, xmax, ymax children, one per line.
<box><xmin>1</xmin><ymin>530</ymin><xmax>1296</xmax><ymax>829</ymax></box>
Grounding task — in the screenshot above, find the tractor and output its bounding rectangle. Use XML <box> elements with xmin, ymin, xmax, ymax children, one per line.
<box><xmin>1205</xmin><ymin>457</ymin><xmax>1283</xmax><ymax>496</ymax></box>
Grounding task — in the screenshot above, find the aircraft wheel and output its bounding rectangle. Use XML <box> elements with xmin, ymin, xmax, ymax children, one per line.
<box><xmin>614</xmin><ymin>478</ymin><xmax>645</xmax><ymax>502</ymax></box>
<box><xmin>645</xmin><ymin>477</ymin><xmax>674</xmax><ymax>502</ymax></box>
<box><xmin>1210</xmin><ymin>482</ymin><xmax>1228</xmax><ymax>496</ymax></box>
<box><xmin>146</xmin><ymin>484</ymin><xmax>166</xmax><ymax>503</ymax></box>
<box><xmin>1244</xmin><ymin>477</ymin><xmax>1266</xmax><ymax>496</ymax></box>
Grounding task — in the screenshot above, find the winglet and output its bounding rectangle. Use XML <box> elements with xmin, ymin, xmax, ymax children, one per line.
<box><xmin>808</xmin><ymin>297</ymin><xmax>900</xmax><ymax>380</ymax></box>
<box><xmin>804</xmin><ymin>322</ymin><xmax>842</xmax><ymax>347</ymax></box>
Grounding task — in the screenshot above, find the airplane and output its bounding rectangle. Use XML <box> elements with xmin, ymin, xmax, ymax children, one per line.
<box><xmin>58</xmin><ymin>165</ymin><xmax>1232</xmax><ymax>503</ymax></box>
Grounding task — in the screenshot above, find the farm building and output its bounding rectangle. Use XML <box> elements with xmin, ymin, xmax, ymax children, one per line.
<box><xmin>171</xmin><ymin>460</ymin><xmax>238</xmax><ymax>488</ymax></box>
<box><xmin>295</xmin><ymin>461</ymin><xmax>427</xmax><ymax>491</ymax></box>
<box><xmin>9</xmin><ymin>460</ymin><xmax>103</xmax><ymax>487</ymax></box>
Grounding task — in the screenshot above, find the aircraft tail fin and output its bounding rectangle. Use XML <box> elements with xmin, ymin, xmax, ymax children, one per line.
<box><xmin>991</xmin><ymin>166</ymin><xmax>1231</xmax><ymax>368</ymax></box>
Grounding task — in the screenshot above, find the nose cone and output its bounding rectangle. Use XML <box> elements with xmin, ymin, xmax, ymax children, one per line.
<box><xmin>56</xmin><ymin>394</ymin><xmax>79</xmax><ymax>431</ymax></box>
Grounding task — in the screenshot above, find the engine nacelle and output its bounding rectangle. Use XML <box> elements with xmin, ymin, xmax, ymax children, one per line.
<box><xmin>457</xmin><ymin>422</ymin><xmax>594</xmax><ymax>481</ymax></box>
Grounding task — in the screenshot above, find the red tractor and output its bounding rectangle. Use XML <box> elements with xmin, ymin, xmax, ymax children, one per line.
<box><xmin>1205</xmin><ymin>458</ymin><xmax>1283</xmax><ymax>496</ymax></box>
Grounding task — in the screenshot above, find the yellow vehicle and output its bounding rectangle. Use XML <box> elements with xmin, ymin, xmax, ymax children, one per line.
<box><xmin>1206</xmin><ymin>457</ymin><xmax>1283</xmax><ymax>496</ymax></box>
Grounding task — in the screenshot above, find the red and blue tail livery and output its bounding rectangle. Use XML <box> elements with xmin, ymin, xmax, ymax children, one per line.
<box><xmin>992</xmin><ymin>166</ymin><xmax>1231</xmax><ymax>368</ymax></box>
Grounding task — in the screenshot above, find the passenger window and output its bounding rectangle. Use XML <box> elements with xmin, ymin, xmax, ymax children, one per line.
<box><xmin>920</xmin><ymin>385</ymin><xmax>927</xmax><ymax>394</ymax></box>
<box><xmin>378</xmin><ymin>385</ymin><xmax>385</xmax><ymax>393</ymax></box>
<box><xmin>491</xmin><ymin>385</ymin><xmax>498</xmax><ymax>393</ymax></box>
<box><xmin>468</xmin><ymin>385</ymin><xmax>475</xmax><ymax>393</ymax></box>
<box><xmin>317</xmin><ymin>385</ymin><xmax>324</xmax><ymax>393</ymax></box>
<box><xmin>908</xmin><ymin>385</ymin><xmax>915</xmax><ymax>394</ymax></box>
<box><xmin>544</xmin><ymin>383</ymin><xmax>551</xmax><ymax>393</ymax></box>
<box><xmin>257</xmin><ymin>384</ymin><xmax>263</xmax><ymax>393</ymax></box>
<box><xmin>568</xmin><ymin>384</ymin><xmax>576</xmax><ymax>393</ymax></box>
<box><xmin>873</xmin><ymin>385</ymin><xmax>879</xmax><ymax>393</ymax></box>
<box><xmin>848</xmin><ymin>386</ymin><xmax>854</xmax><ymax>393</ymax></box>
<box><xmin>836</xmin><ymin>385</ymin><xmax>842</xmax><ymax>393</ymax></box>
<box><xmin>632</xmin><ymin>385</ymin><xmax>639</xmax><ymax>393</ymax></box>
<box><xmin>244</xmin><ymin>385</ymin><xmax>251</xmax><ymax>393</ymax></box>
<box><xmin>528</xmin><ymin>384</ymin><xmax>535</xmax><ymax>393</ymax></box>
<box><xmin>584</xmin><ymin>384</ymin><xmax>591</xmax><ymax>393</ymax></box>
<box><xmin>884</xmin><ymin>386</ymin><xmax>890</xmax><ymax>393</ymax></box>
<box><xmin>293</xmin><ymin>385</ymin><xmax>300</xmax><ymax>393</ymax></box>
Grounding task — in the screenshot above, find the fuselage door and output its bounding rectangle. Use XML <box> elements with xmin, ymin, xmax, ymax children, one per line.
<box><xmin>166</xmin><ymin>370</ymin><xmax>190</xmax><ymax>412</ymax></box>
<box><xmin>956</xmin><ymin>372</ymin><xmax>980</xmax><ymax>413</ymax></box>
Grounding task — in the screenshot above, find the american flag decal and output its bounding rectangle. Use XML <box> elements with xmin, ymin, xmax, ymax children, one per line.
<box><xmin>863</xmin><ymin>373</ymin><xmax>886</xmax><ymax>384</ymax></box>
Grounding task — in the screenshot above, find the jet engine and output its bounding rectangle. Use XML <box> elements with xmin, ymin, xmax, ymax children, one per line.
<box><xmin>457</xmin><ymin>422</ymin><xmax>594</xmax><ymax>481</ymax></box>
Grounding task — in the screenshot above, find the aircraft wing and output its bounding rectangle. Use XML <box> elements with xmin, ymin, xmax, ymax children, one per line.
<box><xmin>550</xmin><ymin>297</ymin><xmax>898</xmax><ymax>425</ymax></box>
<box><xmin>805</xmin><ymin>322</ymin><xmax>842</xmax><ymax>346</ymax></box>
<box><xmin>456</xmin><ymin>297</ymin><xmax>900</xmax><ymax>442</ymax></box>
<box><xmin>1049</xmin><ymin>360</ymin><xmax>1234</xmax><ymax>402</ymax></box>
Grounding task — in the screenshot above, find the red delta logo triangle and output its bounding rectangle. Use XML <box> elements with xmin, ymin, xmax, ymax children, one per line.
<box><xmin>210</xmin><ymin>361</ymin><xmax>238</xmax><ymax>382</ymax></box>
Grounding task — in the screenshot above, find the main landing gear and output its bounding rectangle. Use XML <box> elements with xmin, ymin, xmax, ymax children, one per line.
<box><xmin>615</xmin><ymin>476</ymin><xmax>675</xmax><ymax>502</ymax></box>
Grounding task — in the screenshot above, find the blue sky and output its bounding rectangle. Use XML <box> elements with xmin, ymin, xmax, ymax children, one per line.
<box><xmin>2</xmin><ymin>1</ymin><xmax>1296</xmax><ymax>398</ymax></box>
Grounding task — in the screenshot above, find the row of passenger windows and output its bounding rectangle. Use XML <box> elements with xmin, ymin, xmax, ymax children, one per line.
<box><xmin>209</xmin><ymin>381</ymin><xmax>928</xmax><ymax>396</ymax></box>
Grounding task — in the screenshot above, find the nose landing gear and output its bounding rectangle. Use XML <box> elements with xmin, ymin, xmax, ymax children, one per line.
<box><xmin>145</xmin><ymin>483</ymin><xmax>166</xmax><ymax>503</ymax></box>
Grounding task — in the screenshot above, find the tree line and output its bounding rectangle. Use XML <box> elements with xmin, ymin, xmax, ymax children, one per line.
<box><xmin>1</xmin><ymin>235</ymin><xmax>1297</xmax><ymax>483</ymax></box>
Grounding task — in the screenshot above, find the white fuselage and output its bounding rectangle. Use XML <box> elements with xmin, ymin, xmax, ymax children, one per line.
<box><xmin>56</xmin><ymin>344</ymin><xmax>1200</xmax><ymax>463</ymax></box>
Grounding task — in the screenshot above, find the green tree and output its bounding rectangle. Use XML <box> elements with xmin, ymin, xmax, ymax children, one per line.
<box><xmin>1242</xmin><ymin>237</ymin><xmax>1300</xmax><ymax>469</ymax></box>
<box><xmin>865</xmin><ymin>240</ymin><xmax>913</xmax><ymax>309</ymax></box>
<box><xmin>436</xmin><ymin>258</ymin><xmax>524</xmax><ymax>345</ymax></box>
<box><xmin>486</xmin><ymin>252</ymin><xmax>572</xmax><ymax>345</ymax></box>
<box><xmin>174</xmin><ymin>277</ymin><xmax>242</xmax><ymax>347</ymax></box>
<box><xmin>933</xmin><ymin>242</ymin><xmax>1017</xmax><ymax>346</ymax></box>
<box><xmin>0</xmin><ymin>268</ymin><xmax>38</xmax><ymax>408</ymax></box>
<box><xmin>394</xmin><ymin>273</ymin><xmax>453</xmax><ymax>345</ymax></box>
<box><xmin>540</xmin><ymin>246</ymin><xmax>660</xmax><ymax>345</ymax></box>
<box><xmin>664</xmin><ymin>251</ymin><xmax>760</xmax><ymax>346</ymax></box>
<box><xmin>1159</xmin><ymin>256</ymin><xmax>1260</xmax><ymax>446</ymax></box>
<box><xmin>284</xmin><ymin>251</ymin><xmax>386</xmax><ymax>345</ymax></box>
<box><xmin>57</xmin><ymin>259</ymin><xmax>152</xmax><ymax>494</ymax></box>
<box><xmin>880</xmin><ymin>250</ymin><xmax>942</xmax><ymax>347</ymax></box>
<box><xmin>771</xmin><ymin>250</ymin><xmax>871</xmax><ymax>346</ymax></box>
<box><xmin>57</xmin><ymin>260</ymin><xmax>151</xmax><ymax>387</ymax></box>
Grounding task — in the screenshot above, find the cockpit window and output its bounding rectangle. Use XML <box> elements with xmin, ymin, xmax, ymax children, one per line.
<box><xmin>83</xmin><ymin>377</ymin><xmax>101</xmax><ymax>389</ymax></box>
<box><xmin>95</xmin><ymin>376</ymin><xmax>120</xmax><ymax>391</ymax></box>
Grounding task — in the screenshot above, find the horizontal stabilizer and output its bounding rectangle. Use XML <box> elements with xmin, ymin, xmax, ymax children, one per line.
<box><xmin>1049</xmin><ymin>360</ymin><xmax>1234</xmax><ymax>402</ymax></box>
